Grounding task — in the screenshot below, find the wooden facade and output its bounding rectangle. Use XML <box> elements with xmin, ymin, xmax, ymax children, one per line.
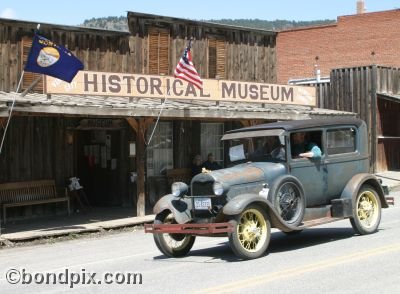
<box><xmin>0</xmin><ymin>18</ymin><xmax>132</xmax><ymax>93</ymax></box>
<box><xmin>0</xmin><ymin>14</ymin><xmax>353</xmax><ymax>221</ymax></box>
<box><xmin>315</xmin><ymin>65</ymin><xmax>400</xmax><ymax>172</ymax></box>
<box><xmin>127</xmin><ymin>12</ymin><xmax>277</xmax><ymax>83</ymax></box>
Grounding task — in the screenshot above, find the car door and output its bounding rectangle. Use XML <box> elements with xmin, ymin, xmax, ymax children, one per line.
<box><xmin>324</xmin><ymin>126</ymin><xmax>367</xmax><ymax>202</ymax></box>
<box><xmin>288</xmin><ymin>130</ymin><xmax>328</xmax><ymax>207</ymax></box>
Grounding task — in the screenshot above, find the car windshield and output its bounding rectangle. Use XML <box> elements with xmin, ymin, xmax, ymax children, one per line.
<box><xmin>227</xmin><ymin>135</ymin><xmax>286</xmax><ymax>164</ymax></box>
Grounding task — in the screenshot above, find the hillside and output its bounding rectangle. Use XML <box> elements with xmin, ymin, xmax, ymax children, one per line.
<box><xmin>81</xmin><ymin>16</ymin><xmax>334</xmax><ymax>32</ymax></box>
<box><xmin>207</xmin><ymin>18</ymin><xmax>334</xmax><ymax>30</ymax></box>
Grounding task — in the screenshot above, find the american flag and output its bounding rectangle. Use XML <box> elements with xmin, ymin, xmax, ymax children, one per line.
<box><xmin>174</xmin><ymin>42</ymin><xmax>203</xmax><ymax>89</ymax></box>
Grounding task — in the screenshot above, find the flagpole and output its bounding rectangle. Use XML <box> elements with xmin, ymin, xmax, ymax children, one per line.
<box><xmin>146</xmin><ymin>89</ymin><xmax>169</xmax><ymax>146</ymax></box>
<box><xmin>0</xmin><ymin>71</ymin><xmax>25</xmax><ymax>155</ymax></box>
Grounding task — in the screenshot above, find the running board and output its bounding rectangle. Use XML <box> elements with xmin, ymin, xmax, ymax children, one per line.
<box><xmin>299</xmin><ymin>217</ymin><xmax>343</xmax><ymax>229</ymax></box>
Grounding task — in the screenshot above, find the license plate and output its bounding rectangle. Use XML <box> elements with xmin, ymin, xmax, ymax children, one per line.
<box><xmin>194</xmin><ymin>198</ymin><xmax>212</xmax><ymax>210</ymax></box>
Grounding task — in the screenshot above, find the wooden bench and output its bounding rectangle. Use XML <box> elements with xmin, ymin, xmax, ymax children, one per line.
<box><xmin>166</xmin><ymin>168</ymin><xmax>192</xmax><ymax>185</ymax></box>
<box><xmin>0</xmin><ymin>180</ymin><xmax>70</xmax><ymax>224</ymax></box>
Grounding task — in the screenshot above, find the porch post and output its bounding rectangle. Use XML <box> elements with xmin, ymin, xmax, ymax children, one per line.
<box><xmin>126</xmin><ymin>117</ymin><xmax>154</xmax><ymax>217</ymax></box>
<box><xmin>136</xmin><ymin>118</ymin><xmax>146</xmax><ymax>217</ymax></box>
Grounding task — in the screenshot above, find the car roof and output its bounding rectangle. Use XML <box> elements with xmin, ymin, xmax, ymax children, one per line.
<box><xmin>226</xmin><ymin>117</ymin><xmax>363</xmax><ymax>134</ymax></box>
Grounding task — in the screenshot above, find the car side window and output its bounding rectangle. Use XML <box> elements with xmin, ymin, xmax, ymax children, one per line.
<box><xmin>290</xmin><ymin>131</ymin><xmax>323</xmax><ymax>158</ymax></box>
<box><xmin>327</xmin><ymin>128</ymin><xmax>356</xmax><ymax>155</ymax></box>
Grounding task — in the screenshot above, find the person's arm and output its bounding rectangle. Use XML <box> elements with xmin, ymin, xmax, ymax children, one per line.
<box><xmin>299</xmin><ymin>144</ymin><xmax>321</xmax><ymax>159</ymax></box>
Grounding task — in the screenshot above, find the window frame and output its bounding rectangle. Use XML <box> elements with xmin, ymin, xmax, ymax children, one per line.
<box><xmin>289</xmin><ymin>129</ymin><xmax>324</xmax><ymax>160</ymax></box>
<box><xmin>207</xmin><ymin>37</ymin><xmax>226</xmax><ymax>79</ymax></box>
<box><xmin>200</xmin><ymin>122</ymin><xmax>225</xmax><ymax>167</ymax></box>
<box><xmin>21</xmin><ymin>36</ymin><xmax>44</xmax><ymax>92</ymax></box>
<box><xmin>326</xmin><ymin>127</ymin><xmax>358</xmax><ymax>156</ymax></box>
<box><xmin>148</xmin><ymin>27</ymin><xmax>170</xmax><ymax>75</ymax></box>
<box><xmin>146</xmin><ymin>121</ymin><xmax>174</xmax><ymax>177</ymax></box>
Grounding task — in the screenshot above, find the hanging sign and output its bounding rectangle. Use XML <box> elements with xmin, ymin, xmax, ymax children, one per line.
<box><xmin>45</xmin><ymin>70</ymin><xmax>316</xmax><ymax>106</ymax></box>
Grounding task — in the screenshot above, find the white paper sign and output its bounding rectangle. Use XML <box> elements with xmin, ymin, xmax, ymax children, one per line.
<box><xmin>229</xmin><ymin>144</ymin><xmax>246</xmax><ymax>162</ymax></box>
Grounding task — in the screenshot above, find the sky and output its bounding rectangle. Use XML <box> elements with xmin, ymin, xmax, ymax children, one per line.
<box><xmin>0</xmin><ymin>0</ymin><xmax>399</xmax><ymax>27</ymax></box>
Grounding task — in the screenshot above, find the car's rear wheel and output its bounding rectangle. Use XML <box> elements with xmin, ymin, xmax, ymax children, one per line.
<box><xmin>228</xmin><ymin>204</ymin><xmax>271</xmax><ymax>260</ymax></box>
<box><xmin>350</xmin><ymin>185</ymin><xmax>381</xmax><ymax>235</ymax></box>
<box><xmin>268</xmin><ymin>176</ymin><xmax>305</xmax><ymax>227</ymax></box>
<box><xmin>153</xmin><ymin>212</ymin><xmax>195</xmax><ymax>257</ymax></box>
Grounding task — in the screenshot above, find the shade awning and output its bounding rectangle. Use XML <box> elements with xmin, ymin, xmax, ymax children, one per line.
<box><xmin>0</xmin><ymin>91</ymin><xmax>356</xmax><ymax>121</ymax></box>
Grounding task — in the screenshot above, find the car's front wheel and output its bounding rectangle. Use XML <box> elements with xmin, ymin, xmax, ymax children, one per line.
<box><xmin>228</xmin><ymin>204</ymin><xmax>271</xmax><ymax>260</ymax></box>
<box><xmin>350</xmin><ymin>185</ymin><xmax>382</xmax><ymax>235</ymax></box>
<box><xmin>153</xmin><ymin>212</ymin><xmax>196</xmax><ymax>257</ymax></box>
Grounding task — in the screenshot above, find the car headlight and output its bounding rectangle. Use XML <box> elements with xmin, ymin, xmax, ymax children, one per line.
<box><xmin>213</xmin><ymin>182</ymin><xmax>224</xmax><ymax>196</ymax></box>
<box><xmin>171</xmin><ymin>182</ymin><xmax>188</xmax><ymax>197</ymax></box>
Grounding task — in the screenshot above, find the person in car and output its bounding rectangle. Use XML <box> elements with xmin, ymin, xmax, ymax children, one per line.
<box><xmin>291</xmin><ymin>132</ymin><xmax>321</xmax><ymax>159</ymax></box>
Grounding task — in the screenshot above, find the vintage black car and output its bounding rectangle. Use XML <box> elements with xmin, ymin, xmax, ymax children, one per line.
<box><xmin>145</xmin><ymin>118</ymin><xmax>389</xmax><ymax>259</ymax></box>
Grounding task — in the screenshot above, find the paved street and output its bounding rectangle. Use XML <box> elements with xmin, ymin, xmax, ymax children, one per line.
<box><xmin>0</xmin><ymin>195</ymin><xmax>399</xmax><ymax>294</ymax></box>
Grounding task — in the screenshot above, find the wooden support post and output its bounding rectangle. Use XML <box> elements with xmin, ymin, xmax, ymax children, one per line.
<box><xmin>136</xmin><ymin>118</ymin><xmax>146</xmax><ymax>217</ymax></box>
<box><xmin>126</xmin><ymin>117</ymin><xmax>138</xmax><ymax>133</ymax></box>
<box><xmin>126</xmin><ymin>117</ymin><xmax>155</xmax><ymax>216</ymax></box>
<box><xmin>371</xmin><ymin>65</ymin><xmax>378</xmax><ymax>173</ymax></box>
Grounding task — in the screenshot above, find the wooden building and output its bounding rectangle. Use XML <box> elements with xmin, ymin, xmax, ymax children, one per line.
<box><xmin>313</xmin><ymin>65</ymin><xmax>400</xmax><ymax>172</ymax></box>
<box><xmin>0</xmin><ymin>14</ymin><xmax>353</xmax><ymax>222</ymax></box>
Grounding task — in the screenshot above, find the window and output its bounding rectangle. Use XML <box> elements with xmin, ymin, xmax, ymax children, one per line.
<box><xmin>327</xmin><ymin>128</ymin><xmax>356</xmax><ymax>155</ymax></box>
<box><xmin>290</xmin><ymin>131</ymin><xmax>323</xmax><ymax>158</ymax></box>
<box><xmin>146</xmin><ymin>122</ymin><xmax>173</xmax><ymax>176</ymax></box>
<box><xmin>21</xmin><ymin>37</ymin><xmax>44</xmax><ymax>92</ymax></box>
<box><xmin>208</xmin><ymin>38</ymin><xmax>226</xmax><ymax>79</ymax></box>
<box><xmin>201</xmin><ymin>123</ymin><xmax>224</xmax><ymax>167</ymax></box>
<box><xmin>148</xmin><ymin>27</ymin><xmax>170</xmax><ymax>75</ymax></box>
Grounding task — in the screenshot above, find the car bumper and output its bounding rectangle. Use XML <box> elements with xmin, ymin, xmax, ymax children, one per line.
<box><xmin>144</xmin><ymin>222</ymin><xmax>234</xmax><ymax>235</ymax></box>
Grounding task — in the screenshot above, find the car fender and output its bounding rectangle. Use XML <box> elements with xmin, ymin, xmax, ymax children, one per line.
<box><xmin>153</xmin><ymin>194</ymin><xmax>193</xmax><ymax>224</ymax></box>
<box><xmin>340</xmin><ymin>173</ymin><xmax>388</xmax><ymax>209</ymax></box>
<box><xmin>222</xmin><ymin>193</ymin><xmax>301</xmax><ymax>232</ymax></box>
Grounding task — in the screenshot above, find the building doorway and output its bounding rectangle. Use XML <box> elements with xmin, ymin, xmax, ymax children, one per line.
<box><xmin>76</xmin><ymin>129</ymin><xmax>123</xmax><ymax>206</ymax></box>
<box><xmin>377</xmin><ymin>95</ymin><xmax>400</xmax><ymax>171</ymax></box>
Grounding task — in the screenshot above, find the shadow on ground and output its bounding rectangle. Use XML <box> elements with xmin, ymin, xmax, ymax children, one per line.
<box><xmin>151</xmin><ymin>226</ymin><xmax>357</xmax><ymax>263</ymax></box>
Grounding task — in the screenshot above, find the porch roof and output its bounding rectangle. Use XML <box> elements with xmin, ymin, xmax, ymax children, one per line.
<box><xmin>378</xmin><ymin>92</ymin><xmax>400</xmax><ymax>103</ymax></box>
<box><xmin>0</xmin><ymin>91</ymin><xmax>355</xmax><ymax>121</ymax></box>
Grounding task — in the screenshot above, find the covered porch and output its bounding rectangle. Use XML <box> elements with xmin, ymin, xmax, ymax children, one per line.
<box><xmin>0</xmin><ymin>85</ymin><xmax>354</xmax><ymax>225</ymax></box>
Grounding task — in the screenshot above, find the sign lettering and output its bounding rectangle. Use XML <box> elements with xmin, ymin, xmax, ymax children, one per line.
<box><xmin>46</xmin><ymin>71</ymin><xmax>316</xmax><ymax>106</ymax></box>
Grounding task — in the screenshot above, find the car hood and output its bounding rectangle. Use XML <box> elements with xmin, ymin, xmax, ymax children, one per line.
<box><xmin>191</xmin><ymin>162</ymin><xmax>286</xmax><ymax>186</ymax></box>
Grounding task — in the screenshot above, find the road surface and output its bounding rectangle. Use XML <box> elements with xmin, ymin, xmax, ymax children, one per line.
<box><xmin>0</xmin><ymin>197</ymin><xmax>399</xmax><ymax>293</ymax></box>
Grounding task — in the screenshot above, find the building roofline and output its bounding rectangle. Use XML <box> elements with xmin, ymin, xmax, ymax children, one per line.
<box><xmin>278</xmin><ymin>8</ymin><xmax>400</xmax><ymax>33</ymax></box>
<box><xmin>0</xmin><ymin>17</ymin><xmax>131</xmax><ymax>35</ymax></box>
<box><xmin>338</xmin><ymin>8</ymin><xmax>400</xmax><ymax>20</ymax></box>
<box><xmin>331</xmin><ymin>64</ymin><xmax>400</xmax><ymax>71</ymax></box>
<box><xmin>277</xmin><ymin>22</ymin><xmax>337</xmax><ymax>33</ymax></box>
<box><xmin>127</xmin><ymin>11</ymin><xmax>276</xmax><ymax>35</ymax></box>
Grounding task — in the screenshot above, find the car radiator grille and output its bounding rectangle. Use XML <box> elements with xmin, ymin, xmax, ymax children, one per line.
<box><xmin>191</xmin><ymin>181</ymin><xmax>226</xmax><ymax>218</ymax></box>
<box><xmin>191</xmin><ymin>181</ymin><xmax>214</xmax><ymax>196</ymax></box>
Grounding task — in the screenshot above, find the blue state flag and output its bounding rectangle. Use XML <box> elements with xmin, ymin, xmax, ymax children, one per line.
<box><xmin>24</xmin><ymin>34</ymin><xmax>84</xmax><ymax>83</ymax></box>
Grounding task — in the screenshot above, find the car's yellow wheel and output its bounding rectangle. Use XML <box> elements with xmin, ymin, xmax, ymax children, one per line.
<box><xmin>228</xmin><ymin>204</ymin><xmax>271</xmax><ymax>259</ymax></box>
<box><xmin>350</xmin><ymin>185</ymin><xmax>382</xmax><ymax>235</ymax></box>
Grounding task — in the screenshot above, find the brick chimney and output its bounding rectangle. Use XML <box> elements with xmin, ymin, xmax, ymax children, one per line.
<box><xmin>357</xmin><ymin>0</ymin><xmax>366</xmax><ymax>14</ymax></box>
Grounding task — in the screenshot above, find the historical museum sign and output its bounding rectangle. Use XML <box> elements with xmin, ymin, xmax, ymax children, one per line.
<box><xmin>45</xmin><ymin>71</ymin><xmax>316</xmax><ymax>106</ymax></box>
